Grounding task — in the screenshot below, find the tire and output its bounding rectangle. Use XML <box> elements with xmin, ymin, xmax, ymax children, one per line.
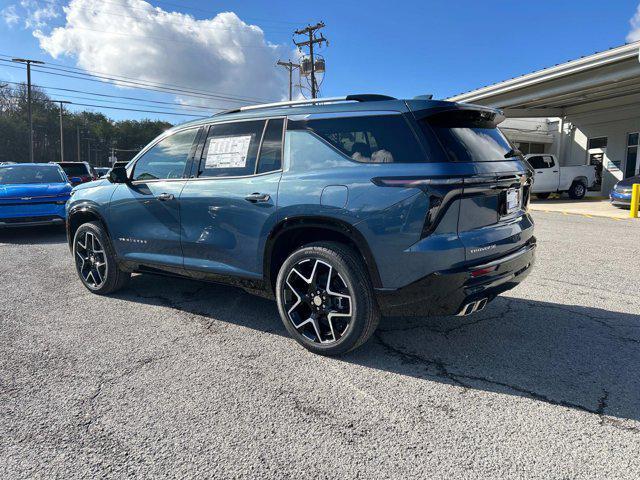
<box><xmin>568</xmin><ymin>181</ymin><xmax>587</xmax><ymax>199</ymax></box>
<box><xmin>276</xmin><ymin>241</ymin><xmax>380</xmax><ymax>356</ymax></box>
<box><xmin>72</xmin><ymin>221</ymin><xmax>130</xmax><ymax>295</ymax></box>
<box><xmin>535</xmin><ymin>192</ymin><xmax>551</xmax><ymax>200</ymax></box>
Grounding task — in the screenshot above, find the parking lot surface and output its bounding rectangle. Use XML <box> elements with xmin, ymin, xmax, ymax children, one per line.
<box><xmin>1</xmin><ymin>213</ymin><xmax>639</xmax><ymax>479</ymax></box>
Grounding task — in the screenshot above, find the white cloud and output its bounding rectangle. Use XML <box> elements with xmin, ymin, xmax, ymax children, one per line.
<box><xmin>628</xmin><ymin>3</ymin><xmax>640</xmax><ymax>42</ymax></box>
<box><xmin>1</xmin><ymin>5</ymin><xmax>20</xmax><ymax>26</ymax></box>
<box><xmin>31</xmin><ymin>0</ymin><xmax>289</xmax><ymax>109</ymax></box>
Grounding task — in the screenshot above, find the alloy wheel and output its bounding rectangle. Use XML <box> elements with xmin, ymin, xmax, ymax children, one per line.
<box><xmin>75</xmin><ymin>231</ymin><xmax>108</xmax><ymax>289</ymax></box>
<box><xmin>282</xmin><ymin>258</ymin><xmax>353</xmax><ymax>344</ymax></box>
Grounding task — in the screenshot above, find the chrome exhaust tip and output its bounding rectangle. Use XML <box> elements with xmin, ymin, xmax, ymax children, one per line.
<box><xmin>456</xmin><ymin>298</ymin><xmax>489</xmax><ymax>316</ymax></box>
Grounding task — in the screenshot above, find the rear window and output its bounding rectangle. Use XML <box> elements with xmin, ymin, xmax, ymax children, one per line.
<box><xmin>59</xmin><ymin>163</ymin><xmax>90</xmax><ymax>176</ymax></box>
<box><xmin>288</xmin><ymin>114</ymin><xmax>427</xmax><ymax>163</ymax></box>
<box><xmin>0</xmin><ymin>165</ymin><xmax>65</xmax><ymax>185</ymax></box>
<box><xmin>420</xmin><ymin>110</ymin><xmax>515</xmax><ymax>162</ymax></box>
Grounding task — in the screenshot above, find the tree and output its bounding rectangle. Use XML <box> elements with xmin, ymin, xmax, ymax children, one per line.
<box><xmin>0</xmin><ymin>83</ymin><xmax>173</xmax><ymax>165</ymax></box>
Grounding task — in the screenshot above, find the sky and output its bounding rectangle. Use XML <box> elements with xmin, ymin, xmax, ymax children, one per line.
<box><xmin>0</xmin><ymin>0</ymin><xmax>639</xmax><ymax>124</ymax></box>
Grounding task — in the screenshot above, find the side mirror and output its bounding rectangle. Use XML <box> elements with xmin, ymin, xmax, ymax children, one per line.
<box><xmin>109</xmin><ymin>166</ymin><xmax>129</xmax><ymax>184</ymax></box>
<box><xmin>70</xmin><ymin>176</ymin><xmax>82</xmax><ymax>185</ymax></box>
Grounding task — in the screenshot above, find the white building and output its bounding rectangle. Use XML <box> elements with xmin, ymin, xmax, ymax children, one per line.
<box><xmin>449</xmin><ymin>41</ymin><xmax>640</xmax><ymax>194</ymax></box>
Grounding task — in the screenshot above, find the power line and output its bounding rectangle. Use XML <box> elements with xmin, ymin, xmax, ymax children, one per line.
<box><xmin>3</xmin><ymin>95</ymin><xmax>207</xmax><ymax>118</ymax></box>
<box><xmin>0</xmin><ymin>58</ymin><xmax>266</xmax><ymax>104</ymax></box>
<box><xmin>276</xmin><ymin>60</ymin><xmax>300</xmax><ymax>101</ymax></box>
<box><xmin>0</xmin><ymin>79</ymin><xmax>221</xmax><ymax>111</ymax></box>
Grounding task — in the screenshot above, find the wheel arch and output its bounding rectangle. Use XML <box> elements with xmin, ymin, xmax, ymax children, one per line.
<box><xmin>66</xmin><ymin>205</ymin><xmax>111</xmax><ymax>251</ymax></box>
<box><xmin>264</xmin><ymin>216</ymin><xmax>382</xmax><ymax>293</ymax></box>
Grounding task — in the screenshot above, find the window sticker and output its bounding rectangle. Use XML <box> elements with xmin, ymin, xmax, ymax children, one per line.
<box><xmin>205</xmin><ymin>135</ymin><xmax>252</xmax><ymax>169</ymax></box>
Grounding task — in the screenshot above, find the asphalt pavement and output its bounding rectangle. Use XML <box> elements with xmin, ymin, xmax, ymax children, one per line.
<box><xmin>1</xmin><ymin>212</ymin><xmax>639</xmax><ymax>479</ymax></box>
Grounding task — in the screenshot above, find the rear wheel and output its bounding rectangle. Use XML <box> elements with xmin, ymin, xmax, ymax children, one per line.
<box><xmin>73</xmin><ymin>221</ymin><xmax>130</xmax><ymax>294</ymax></box>
<box><xmin>276</xmin><ymin>242</ymin><xmax>379</xmax><ymax>356</ymax></box>
<box><xmin>568</xmin><ymin>181</ymin><xmax>587</xmax><ymax>199</ymax></box>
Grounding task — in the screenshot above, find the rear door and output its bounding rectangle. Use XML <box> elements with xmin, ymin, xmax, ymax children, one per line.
<box><xmin>528</xmin><ymin>155</ymin><xmax>558</xmax><ymax>192</ymax></box>
<box><xmin>416</xmin><ymin>108</ymin><xmax>534</xmax><ymax>263</ymax></box>
<box><xmin>179</xmin><ymin>118</ymin><xmax>284</xmax><ymax>280</ymax></box>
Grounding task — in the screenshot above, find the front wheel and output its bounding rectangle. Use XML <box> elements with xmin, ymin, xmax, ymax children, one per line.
<box><xmin>73</xmin><ymin>221</ymin><xmax>130</xmax><ymax>295</ymax></box>
<box><xmin>276</xmin><ymin>242</ymin><xmax>380</xmax><ymax>356</ymax></box>
<box><xmin>568</xmin><ymin>181</ymin><xmax>587</xmax><ymax>199</ymax></box>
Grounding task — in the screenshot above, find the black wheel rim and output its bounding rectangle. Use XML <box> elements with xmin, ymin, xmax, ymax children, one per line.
<box><xmin>282</xmin><ymin>258</ymin><xmax>353</xmax><ymax>345</ymax></box>
<box><xmin>75</xmin><ymin>231</ymin><xmax>108</xmax><ymax>289</ymax></box>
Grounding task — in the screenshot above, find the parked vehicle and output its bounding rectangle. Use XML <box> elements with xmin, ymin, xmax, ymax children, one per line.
<box><xmin>525</xmin><ymin>154</ymin><xmax>596</xmax><ymax>199</ymax></box>
<box><xmin>610</xmin><ymin>174</ymin><xmax>640</xmax><ymax>208</ymax></box>
<box><xmin>66</xmin><ymin>95</ymin><xmax>536</xmax><ymax>355</ymax></box>
<box><xmin>94</xmin><ymin>167</ymin><xmax>110</xmax><ymax>178</ymax></box>
<box><xmin>0</xmin><ymin>163</ymin><xmax>71</xmax><ymax>227</ymax></box>
<box><xmin>55</xmin><ymin>162</ymin><xmax>96</xmax><ymax>185</ymax></box>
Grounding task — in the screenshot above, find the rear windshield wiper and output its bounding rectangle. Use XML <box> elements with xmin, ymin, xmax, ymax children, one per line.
<box><xmin>504</xmin><ymin>148</ymin><xmax>523</xmax><ymax>159</ymax></box>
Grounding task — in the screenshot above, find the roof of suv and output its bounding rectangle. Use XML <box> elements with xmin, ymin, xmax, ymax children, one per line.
<box><xmin>173</xmin><ymin>95</ymin><xmax>498</xmax><ymax>133</ymax></box>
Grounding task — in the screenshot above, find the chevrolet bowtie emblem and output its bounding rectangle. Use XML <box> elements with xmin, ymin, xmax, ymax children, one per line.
<box><xmin>21</xmin><ymin>197</ymin><xmax>32</xmax><ymax>200</ymax></box>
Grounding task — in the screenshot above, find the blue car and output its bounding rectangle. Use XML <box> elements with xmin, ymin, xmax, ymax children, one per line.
<box><xmin>0</xmin><ymin>163</ymin><xmax>72</xmax><ymax>227</ymax></box>
<box><xmin>610</xmin><ymin>174</ymin><xmax>640</xmax><ymax>208</ymax></box>
<box><xmin>66</xmin><ymin>95</ymin><xmax>536</xmax><ymax>355</ymax></box>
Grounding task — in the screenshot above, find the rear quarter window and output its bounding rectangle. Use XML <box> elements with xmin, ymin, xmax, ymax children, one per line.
<box><xmin>288</xmin><ymin>114</ymin><xmax>428</xmax><ymax>163</ymax></box>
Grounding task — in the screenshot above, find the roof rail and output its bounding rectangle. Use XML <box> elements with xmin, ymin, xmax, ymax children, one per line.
<box><xmin>232</xmin><ymin>94</ymin><xmax>396</xmax><ymax>113</ymax></box>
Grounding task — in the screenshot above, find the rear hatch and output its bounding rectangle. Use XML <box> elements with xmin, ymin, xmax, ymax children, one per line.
<box><xmin>413</xmin><ymin>106</ymin><xmax>534</xmax><ymax>263</ymax></box>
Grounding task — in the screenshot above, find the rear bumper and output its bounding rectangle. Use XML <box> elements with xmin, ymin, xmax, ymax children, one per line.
<box><xmin>375</xmin><ymin>238</ymin><xmax>536</xmax><ymax>316</ymax></box>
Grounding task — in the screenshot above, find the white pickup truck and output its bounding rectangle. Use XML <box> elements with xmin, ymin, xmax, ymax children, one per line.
<box><xmin>525</xmin><ymin>154</ymin><xmax>597</xmax><ymax>199</ymax></box>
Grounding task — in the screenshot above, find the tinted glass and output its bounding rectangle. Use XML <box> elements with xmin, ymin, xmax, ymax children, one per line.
<box><xmin>133</xmin><ymin>129</ymin><xmax>197</xmax><ymax>181</ymax></box>
<box><xmin>421</xmin><ymin>110</ymin><xmax>515</xmax><ymax>162</ymax></box>
<box><xmin>527</xmin><ymin>156</ymin><xmax>547</xmax><ymax>169</ymax></box>
<box><xmin>59</xmin><ymin>163</ymin><xmax>90</xmax><ymax>176</ymax></box>
<box><xmin>257</xmin><ymin>118</ymin><xmax>284</xmax><ymax>174</ymax></box>
<box><xmin>288</xmin><ymin>114</ymin><xmax>426</xmax><ymax>163</ymax></box>
<box><xmin>628</xmin><ymin>133</ymin><xmax>639</xmax><ymax>147</ymax></box>
<box><xmin>0</xmin><ymin>165</ymin><xmax>65</xmax><ymax>185</ymax></box>
<box><xmin>199</xmin><ymin>120</ymin><xmax>265</xmax><ymax>177</ymax></box>
<box><xmin>588</xmin><ymin>137</ymin><xmax>608</xmax><ymax>149</ymax></box>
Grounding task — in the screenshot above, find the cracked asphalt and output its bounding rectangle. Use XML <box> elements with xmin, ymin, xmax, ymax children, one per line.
<box><xmin>1</xmin><ymin>212</ymin><xmax>639</xmax><ymax>479</ymax></box>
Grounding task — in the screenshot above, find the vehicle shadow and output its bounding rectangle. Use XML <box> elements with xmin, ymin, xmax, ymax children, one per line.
<box><xmin>116</xmin><ymin>274</ymin><xmax>640</xmax><ymax>424</ymax></box>
<box><xmin>0</xmin><ymin>225</ymin><xmax>67</xmax><ymax>245</ymax></box>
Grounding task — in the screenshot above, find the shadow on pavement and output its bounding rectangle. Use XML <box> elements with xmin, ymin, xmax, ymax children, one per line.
<box><xmin>0</xmin><ymin>225</ymin><xmax>67</xmax><ymax>245</ymax></box>
<box><xmin>115</xmin><ymin>273</ymin><xmax>640</xmax><ymax>425</ymax></box>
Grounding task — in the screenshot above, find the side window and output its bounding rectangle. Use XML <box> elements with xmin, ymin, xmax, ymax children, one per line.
<box><xmin>132</xmin><ymin>129</ymin><xmax>197</xmax><ymax>181</ymax></box>
<box><xmin>288</xmin><ymin>114</ymin><xmax>426</xmax><ymax>163</ymax></box>
<box><xmin>256</xmin><ymin>118</ymin><xmax>284</xmax><ymax>174</ymax></box>
<box><xmin>199</xmin><ymin>120</ymin><xmax>265</xmax><ymax>177</ymax></box>
<box><xmin>543</xmin><ymin>155</ymin><xmax>555</xmax><ymax>168</ymax></box>
<box><xmin>527</xmin><ymin>156</ymin><xmax>546</xmax><ymax>169</ymax></box>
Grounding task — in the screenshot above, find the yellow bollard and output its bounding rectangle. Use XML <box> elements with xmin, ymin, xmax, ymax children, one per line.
<box><xmin>631</xmin><ymin>184</ymin><xmax>640</xmax><ymax>219</ymax></box>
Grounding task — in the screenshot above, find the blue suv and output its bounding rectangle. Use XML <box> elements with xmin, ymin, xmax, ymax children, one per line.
<box><xmin>67</xmin><ymin>95</ymin><xmax>535</xmax><ymax>355</ymax></box>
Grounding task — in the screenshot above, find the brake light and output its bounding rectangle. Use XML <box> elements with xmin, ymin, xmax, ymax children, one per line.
<box><xmin>372</xmin><ymin>176</ymin><xmax>464</xmax><ymax>188</ymax></box>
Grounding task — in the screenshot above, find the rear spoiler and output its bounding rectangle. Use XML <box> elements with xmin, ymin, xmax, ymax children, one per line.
<box><xmin>406</xmin><ymin>100</ymin><xmax>505</xmax><ymax>127</ymax></box>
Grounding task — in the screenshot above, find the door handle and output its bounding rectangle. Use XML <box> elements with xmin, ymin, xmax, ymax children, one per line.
<box><xmin>157</xmin><ymin>193</ymin><xmax>175</xmax><ymax>201</ymax></box>
<box><xmin>244</xmin><ymin>192</ymin><xmax>271</xmax><ymax>203</ymax></box>
<box><xmin>552</xmin><ymin>170</ymin><xmax>558</xmax><ymax>173</ymax></box>
<box><xmin>536</xmin><ymin>171</ymin><xmax>543</xmax><ymax>174</ymax></box>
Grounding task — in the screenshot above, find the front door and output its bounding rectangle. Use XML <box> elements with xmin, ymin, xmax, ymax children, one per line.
<box><xmin>529</xmin><ymin>155</ymin><xmax>558</xmax><ymax>192</ymax></box>
<box><xmin>109</xmin><ymin>127</ymin><xmax>200</xmax><ymax>271</ymax></box>
<box><xmin>180</xmin><ymin>118</ymin><xmax>284</xmax><ymax>281</ymax></box>
<box><xmin>625</xmin><ymin>133</ymin><xmax>639</xmax><ymax>179</ymax></box>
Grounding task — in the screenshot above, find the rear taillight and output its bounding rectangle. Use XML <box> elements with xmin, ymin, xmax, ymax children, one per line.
<box><xmin>372</xmin><ymin>176</ymin><xmax>464</xmax><ymax>189</ymax></box>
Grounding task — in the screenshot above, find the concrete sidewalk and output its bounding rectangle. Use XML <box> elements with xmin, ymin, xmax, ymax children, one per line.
<box><xmin>529</xmin><ymin>195</ymin><xmax>633</xmax><ymax>220</ymax></box>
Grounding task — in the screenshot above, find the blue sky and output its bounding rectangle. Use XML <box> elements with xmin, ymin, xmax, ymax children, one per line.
<box><xmin>1</xmin><ymin>0</ymin><xmax>639</xmax><ymax>123</ymax></box>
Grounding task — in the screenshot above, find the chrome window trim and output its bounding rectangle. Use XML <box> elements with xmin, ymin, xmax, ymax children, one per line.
<box><xmin>287</xmin><ymin>110</ymin><xmax>403</xmax><ymax>122</ymax></box>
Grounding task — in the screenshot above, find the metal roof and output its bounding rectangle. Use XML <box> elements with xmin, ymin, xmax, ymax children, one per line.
<box><xmin>447</xmin><ymin>41</ymin><xmax>640</xmax><ymax>117</ymax></box>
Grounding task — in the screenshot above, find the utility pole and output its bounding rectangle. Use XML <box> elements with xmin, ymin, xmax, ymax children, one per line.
<box><xmin>51</xmin><ymin>100</ymin><xmax>71</xmax><ymax>162</ymax></box>
<box><xmin>76</xmin><ymin>126</ymin><xmax>81</xmax><ymax>162</ymax></box>
<box><xmin>276</xmin><ymin>60</ymin><xmax>300</xmax><ymax>100</ymax></box>
<box><xmin>12</xmin><ymin>58</ymin><xmax>45</xmax><ymax>162</ymax></box>
<box><xmin>293</xmin><ymin>22</ymin><xmax>328</xmax><ymax>98</ymax></box>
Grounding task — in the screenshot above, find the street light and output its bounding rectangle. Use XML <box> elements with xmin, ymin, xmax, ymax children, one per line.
<box><xmin>12</xmin><ymin>58</ymin><xmax>45</xmax><ymax>162</ymax></box>
<box><xmin>50</xmin><ymin>100</ymin><xmax>72</xmax><ymax>162</ymax></box>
